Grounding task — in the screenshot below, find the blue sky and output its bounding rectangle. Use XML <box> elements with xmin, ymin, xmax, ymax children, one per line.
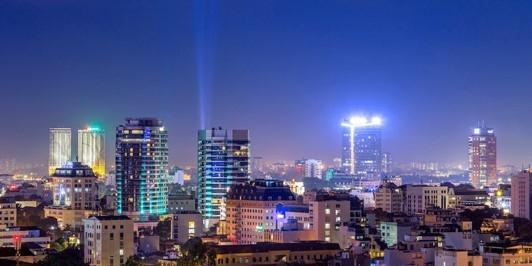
<box><xmin>0</xmin><ymin>0</ymin><xmax>531</xmax><ymax>167</ymax></box>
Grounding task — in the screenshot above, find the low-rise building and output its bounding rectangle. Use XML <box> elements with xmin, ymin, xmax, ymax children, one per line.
<box><xmin>0</xmin><ymin>226</ymin><xmax>50</xmax><ymax>248</ymax></box>
<box><xmin>481</xmin><ymin>242</ymin><xmax>532</xmax><ymax>266</ymax></box>
<box><xmin>170</xmin><ymin>211</ymin><xmax>203</xmax><ymax>244</ymax></box>
<box><xmin>0</xmin><ymin>198</ymin><xmax>17</xmax><ymax>227</ymax></box>
<box><xmin>224</xmin><ymin>179</ymin><xmax>297</xmax><ymax>244</ymax></box>
<box><xmin>309</xmin><ymin>192</ymin><xmax>351</xmax><ymax>243</ymax></box>
<box><xmin>211</xmin><ymin>242</ymin><xmax>342</xmax><ymax>266</ymax></box>
<box><xmin>83</xmin><ymin>215</ymin><xmax>134</xmax><ymax>266</ymax></box>
<box><xmin>404</xmin><ymin>185</ymin><xmax>454</xmax><ymax>215</ymax></box>
<box><xmin>167</xmin><ymin>184</ymin><xmax>195</xmax><ymax>213</ymax></box>
<box><xmin>435</xmin><ymin>248</ymin><xmax>482</xmax><ymax>266</ymax></box>
<box><xmin>45</xmin><ymin>162</ymin><xmax>99</xmax><ymax>229</ymax></box>
<box><xmin>379</xmin><ymin>221</ymin><xmax>412</xmax><ymax>247</ymax></box>
<box><xmin>374</xmin><ymin>182</ymin><xmax>403</xmax><ymax>213</ymax></box>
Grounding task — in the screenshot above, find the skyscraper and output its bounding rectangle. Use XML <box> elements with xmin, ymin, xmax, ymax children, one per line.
<box><xmin>511</xmin><ymin>170</ymin><xmax>532</xmax><ymax>219</ymax></box>
<box><xmin>49</xmin><ymin>128</ymin><xmax>72</xmax><ymax>175</ymax></box>
<box><xmin>197</xmin><ymin>128</ymin><xmax>250</xmax><ymax>226</ymax></box>
<box><xmin>382</xmin><ymin>152</ymin><xmax>392</xmax><ymax>174</ymax></box>
<box><xmin>341</xmin><ymin>116</ymin><xmax>383</xmax><ymax>178</ymax></box>
<box><xmin>115</xmin><ymin>118</ymin><xmax>169</xmax><ymax>217</ymax></box>
<box><xmin>468</xmin><ymin>125</ymin><xmax>497</xmax><ymax>188</ymax></box>
<box><xmin>78</xmin><ymin>127</ymin><xmax>106</xmax><ymax>177</ymax></box>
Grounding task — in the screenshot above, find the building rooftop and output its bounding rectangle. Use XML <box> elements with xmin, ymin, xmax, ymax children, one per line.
<box><xmin>124</xmin><ymin>118</ymin><xmax>163</xmax><ymax>127</ymax></box>
<box><xmin>284</xmin><ymin>205</ymin><xmax>309</xmax><ymax>213</ymax></box>
<box><xmin>211</xmin><ymin>241</ymin><xmax>341</xmax><ymax>254</ymax></box>
<box><xmin>89</xmin><ymin>215</ymin><xmax>131</xmax><ymax>221</ymax></box>
<box><xmin>52</xmin><ymin>161</ymin><xmax>96</xmax><ymax>178</ymax></box>
<box><xmin>227</xmin><ymin>179</ymin><xmax>295</xmax><ymax>201</ymax></box>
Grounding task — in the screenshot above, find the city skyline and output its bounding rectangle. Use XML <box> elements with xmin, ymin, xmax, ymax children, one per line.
<box><xmin>1</xmin><ymin>1</ymin><xmax>532</xmax><ymax>168</ymax></box>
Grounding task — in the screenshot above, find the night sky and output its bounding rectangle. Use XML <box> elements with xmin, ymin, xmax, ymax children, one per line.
<box><xmin>1</xmin><ymin>0</ymin><xmax>531</xmax><ymax>168</ymax></box>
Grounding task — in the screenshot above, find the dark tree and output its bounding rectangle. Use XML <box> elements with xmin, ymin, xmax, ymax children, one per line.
<box><xmin>153</xmin><ymin>218</ymin><xmax>171</xmax><ymax>241</ymax></box>
<box><xmin>38</xmin><ymin>247</ymin><xmax>88</xmax><ymax>266</ymax></box>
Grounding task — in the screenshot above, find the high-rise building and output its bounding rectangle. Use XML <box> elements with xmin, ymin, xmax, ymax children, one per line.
<box><xmin>83</xmin><ymin>215</ymin><xmax>134</xmax><ymax>266</ymax></box>
<box><xmin>115</xmin><ymin>118</ymin><xmax>169</xmax><ymax>217</ymax></box>
<box><xmin>49</xmin><ymin>128</ymin><xmax>72</xmax><ymax>175</ymax></box>
<box><xmin>44</xmin><ymin>161</ymin><xmax>98</xmax><ymax>229</ymax></box>
<box><xmin>295</xmin><ymin>159</ymin><xmax>324</xmax><ymax>179</ymax></box>
<box><xmin>197</xmin><ymin>128</ymin><xmax>250</xmax><ymax>226</ymax></box>
<box><xmin>468</xmin><ymin>126</ymin><xmax>497</xmax><ymax>188</ymax></box>
<box><xmin>511</xmin><ymin>170</ymin><xmax>532</xmax><ymax>219</ymax></box>
<box><xmin>78</xmin><ymin>127</ymin><xmax>106</xmax><ymax>177</ymax></box>
<box><xmin>382</xmin><ymin>152</ymin><xmax>392</xmax><ymax>174</ymax></box>
<box><xmin>341</xmin><ymin>116</ymin><xmax>383</xmax><ymax>178</ymax></box>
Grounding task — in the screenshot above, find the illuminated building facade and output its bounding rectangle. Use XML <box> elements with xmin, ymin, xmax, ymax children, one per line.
<box><xmin>78</xmin><ymin>127</ymin><xmax>106</xmax><ymax>177</ymax></box>
<box><xmin>225</xmin><ymin>179</ymin><xmax>296</xmax><ymax>244</ymax></box>
<box><xmin>45</xmin><ymin>161</ymin><xmax>98</xmax><ymax>229</ymax></box>
<box><xmin>83</xmin><ymin>215</ymin><xmax>134</xmax><ymax>266</ymax></box>
<box><xmin>341</xmin><ymin>116</ymin><xmax>383</xmax><ymax>178</ymax></box>
<box><xmin>49</xmin><ymin>128</ymin><xmax>72</xmax><ymax>175</ymax></box>
<box><xmin>197</xmin><ymin>128</ymin><xmax>250</xmax><ymax>226</ymax></box>
<box><xmin>115</xmin><ymin>118</ymin><xmax>169</xmax><ymax>217</ymax></box>
<box><xmin>468</xmin><ymin>126</ymin><xmax>497</xmax><ymax>188</ymax></box>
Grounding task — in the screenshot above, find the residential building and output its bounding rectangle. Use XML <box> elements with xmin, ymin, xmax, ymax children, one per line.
<box><xmin>0</xmin><ymin>226</ymin><xmax>50</xmax><ymax>248</ymax></box>
<box><xmin>434</xmin><ymin>248</ymin><xmax>482</xmax><ymax>266</ymax></box>
<box><xmin>170</xmin><ymin>211</ymin><xmax>203</xmax><ymax>244</ymax></box>
<box><xmin>480</xmin><ymin>242</ymin><xmax>532</xmax><ymax>266</ymax></box>
<box><xmin>211</xmin><ymin>242</ymin><xmax>342</xmax><ymax>266</ymax></box>
<box><xmin>83</xmin><ymin>215</ymin><xmax>134</xmax><ymax>266</ymax></box>
<box><xmin>167</xmin><ymin>184</ymin><xmax>196</xmax><ymax>213</ymax></box>
<box><xmin>404</xmin><ymin>185</ymin><xmax>453</xmax><ymax>215</ymax></box>
<box><xmin>374</xmin><ymin>182</ymin><xmax>403</xmax><ymax>213</ymax></box>
<box><xmin>309</xmin><ymin>192</ymin><xmax>351</xmax><ymax>243</ymax></box>
<box><xmin>379</xmin><ymin>221</ymin><xmax>412</xmax><ymax>247</ymax></box>
<box><xmin>511</xmin><ymin>170</ymin><xmax>532</xmax><ymax>219</ymax></box>
<box><xmin>0</xmin><ymin>198</ymin><xmax>17</xmax><ymax>227</ymax></box>
<box><xmin>224</xmin><ymin>179</ymin><xmax>296</xmax><ymax>244</ymax></box>
<box><xmin>295</xmin><ymin>159</ymin><xmax>323</xmax><ymax>178</ymax></box>
<box><xmin>44</xmin><ymin>161</ymin><xmax>98</xmax><ymax>229</ymax></box>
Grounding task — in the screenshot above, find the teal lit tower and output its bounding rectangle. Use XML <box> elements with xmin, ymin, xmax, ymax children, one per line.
<box><xmin>197</xmin><ymin>128</ymin><xmax>250</xmax><ymax>227</ymax></box>
<box><xmin>115</xmin><ymin>118</ymin><xmax>169</xmax><ymax>217</ymax></box>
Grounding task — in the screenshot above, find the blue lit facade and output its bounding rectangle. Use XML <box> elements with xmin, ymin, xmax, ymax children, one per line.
<box><xmin>115</xmin><ymin>118</ymin><xmax>169</xmax><ymax>217</ymax></box>
<box><xmin>197</xmin><ymin>128</ymin><xmax>250</xmax><ymax>225</ymax></box>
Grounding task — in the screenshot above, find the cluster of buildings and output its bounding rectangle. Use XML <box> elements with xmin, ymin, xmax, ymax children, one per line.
<box><xmin>0</xmin><ymin>115</ymin><xmax>528</xmax><ymax>266</ymax></box>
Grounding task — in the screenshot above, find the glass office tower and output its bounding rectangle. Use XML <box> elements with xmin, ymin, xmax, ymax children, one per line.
<box><xmin>115</xmin><ymin>118</ymin><xmax>169</xmax><ymax>217</ymax></box>
<box><xmin>197</xmin><ymin>128</ymin><xmax>250</xmax><ymax>226</ymax></box>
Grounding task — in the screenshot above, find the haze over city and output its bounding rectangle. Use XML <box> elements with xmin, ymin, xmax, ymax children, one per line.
<box><xmin>1</xmin><ymin>1</ymin><xmax>532</xmax><ymax>169</ymax></box>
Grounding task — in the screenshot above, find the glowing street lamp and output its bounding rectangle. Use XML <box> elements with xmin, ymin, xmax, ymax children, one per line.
<box><xmin>341</xmin><ymin>115</ymin><xmax>383</xmax><ymax>175</ymax></box>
